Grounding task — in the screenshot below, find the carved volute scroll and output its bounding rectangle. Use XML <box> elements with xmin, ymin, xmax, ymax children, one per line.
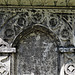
<box><xmin>0</xmin><ymin>38</ymin><xmax>16</xmax><ymax>75</ymax></box>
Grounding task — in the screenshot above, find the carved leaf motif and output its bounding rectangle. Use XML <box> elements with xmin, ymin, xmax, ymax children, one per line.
<box><xmin>17</xmin><ymin>17</ymin><xmax>26</xmax><ymax>26</ymax></box>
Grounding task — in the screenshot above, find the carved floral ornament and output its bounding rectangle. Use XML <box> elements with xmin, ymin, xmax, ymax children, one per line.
<box><xmin>60</xmin><ymin>63</ymin><xmax>75</xmax><ymax>75</ymax></box>
<box><xmin>2</xmin><ymin>10</ymin><xmax>73</xmax><ymax>46</ymax></box>
<box><xmin>0</xmin><ymin>9</ymin><xmax>73</xmax><ymax>75</ymax></box>
<box><xmin>31</xmin><ymin>11</ymin><xmax>44</xmax><ymax>24</ymax></box>
<box><xmin>65</xmin><ymin>63</ymin><xmax>75</xmax><ymax>75</ymax></box>
<box><xmin>48</xmin><ymin>14</ymin><xmax>60</xmax><ymax>29</ymax></box>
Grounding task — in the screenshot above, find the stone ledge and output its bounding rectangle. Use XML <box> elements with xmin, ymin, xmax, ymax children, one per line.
<box><xmin>0</xmin><ymin>48</ymin><xmax>16</xmax><ymax>53</ymax></box>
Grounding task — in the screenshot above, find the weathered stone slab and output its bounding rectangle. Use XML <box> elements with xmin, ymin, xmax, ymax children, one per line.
<box><xmin>0</xmin><ymin>38</ymin><xmax>16</xmax><ymax>53</ymax></box>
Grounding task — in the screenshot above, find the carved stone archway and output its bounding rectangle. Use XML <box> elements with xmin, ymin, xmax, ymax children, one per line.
<box><xmin>0</xmin><ymin>8</ymin><xmax>74</xmax><ymax>75</ymax></box>
<box><xmin>12</xmin><ymin>24</ymin><xmax>60</xmax><ymax>47</ymax></box>
<box><xmin>12</xmin><ymin>24</ymin><xmax>60</xmax><ymax>75</ymax></box>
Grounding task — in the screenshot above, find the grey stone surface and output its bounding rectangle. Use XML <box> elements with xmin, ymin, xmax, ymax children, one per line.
<box><xmin>0</xmin><ymin>8</ymin><xmax>74</xmax><ymax>75</ymax></box>
<box><xmin>17</xmin><ymin>31</ymin><xmax>57</xmax><ymax>75</ymax></box>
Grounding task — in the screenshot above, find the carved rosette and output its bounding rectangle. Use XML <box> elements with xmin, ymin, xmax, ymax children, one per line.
<box><xmin>48</xmin><ymin>15</ymin><xmax>60</xmax><ymax>29</ymax></box>
<box><xmin>31</xmin><ymin>10</ymin><xmax>45</xmax><ymax>24</ymax></box>
<box><xmin>60</xmin><ymin>28</ymin><xmax>70</xmax><ymax>40</ymax></box>
<box><xmin>58</xmin><ymin>22</ymin><xmax>73</xmax><ymax>46</ymax></box>
<box><xmin>64</xmin><ymin>63</ymin><xmax>75</xmax><ymax>75</ymax></box>
<box><xmin>4</xmin><ymin>29</ymin><xmax>14</xmax><ymax>38</ymax></box>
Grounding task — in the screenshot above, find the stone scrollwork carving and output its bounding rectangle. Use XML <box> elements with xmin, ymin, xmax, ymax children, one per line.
<box><xmin>0</xmin><ymin>9</ymin><xmax>73</xmax><ymax>47</ymax></box>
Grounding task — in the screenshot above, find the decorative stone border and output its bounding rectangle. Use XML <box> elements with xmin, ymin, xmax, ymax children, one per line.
<box><xmin>0</xmin><ymin>38</ymin><xmax>16</xmax><ymax>75</ymax></box>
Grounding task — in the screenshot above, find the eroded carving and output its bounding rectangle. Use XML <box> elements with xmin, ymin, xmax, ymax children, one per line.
<box><xmin>0</xmin><ymin>38</ymin><xmax>9</xmax><ymax>48</ymax></box>
<box><xmin>59</xmin><ymin>47</ymin><xmax>75</xmax><ymax>52</ymax></box>
<box><xmin>0</xmin><ymin>38</ymin><xmax>16</xmax><ymax>53</ymax></box>
<box><xmin>0</xmin><ymin>38</ymin><xmax>16</xmax><ymax>75</ymax></box>
<box><xmin>0</xmin><ymin>9</ymin><xmax>73</xmax><ymax>47</ymax></box>
<box><xmin>61</xmin><ymin>29</ymin><xmax>69</xmax><ymax>38</ymax></box>
<box><xmin>0</xmin><ymin>8</ymin><xmax>74</xmax><ymax>75</ymax></box>
<box><xmin>48</xmin><ymin>14</ymin><xmax>60</xmax><ymax>30</ymax></box>
<box><xmin>0</xmin><ymin>56</ymin><xmax>10</xmax><ymax>75</ymax></box>
<box><xmin>4</xmin><ymin>29</ymin><xmax>14</xmax><ymax>38</ymax></box>
<box><xmin>64</xmin><ymin>63</ymin><xmax>75</xmax><ymax>75</ymax></box>
<box><xmin>31</xmin><ymin>11</ymin><xmax>44</xmax><ymax>24</ymax></box>
<box><xmin>17</xmin><ymin>17</ymin><xmax>26</xmax><ymax>26</ymax></box>
<box><xmin>59</xmin><ymin>47</ymin><xmax>75</xmax><ymax>75</ymax></box>
<box><xmin>49</xmin><ymin>18</ymin><xmax>57</xmax><ymax>27</ymax></box>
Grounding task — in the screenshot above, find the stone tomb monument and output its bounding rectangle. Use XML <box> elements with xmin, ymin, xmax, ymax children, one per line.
<box><xmin>0</xmin><ymin>8</ymin><xmax>75</xmax><ymax>75</ymax></box>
